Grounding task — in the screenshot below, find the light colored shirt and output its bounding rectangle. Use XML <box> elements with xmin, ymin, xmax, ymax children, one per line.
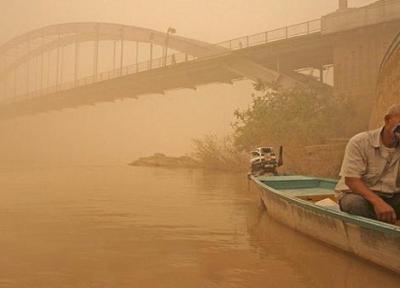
<box><xmin>335</xmin><ymin>127</ymin><xmax>400</xmax><ymax>195</ymax></box>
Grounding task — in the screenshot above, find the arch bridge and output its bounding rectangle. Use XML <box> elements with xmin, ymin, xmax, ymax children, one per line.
<box><xmin>0</xmin><ymin>20</ymin><xmax>327</xmax><ymax>119</ymax></box>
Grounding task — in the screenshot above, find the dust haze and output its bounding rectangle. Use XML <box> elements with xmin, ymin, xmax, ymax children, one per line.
<box><xmin>0</xmin><ymin>0</ymin><xmax>377</xmax><ymax>166</ymax></box>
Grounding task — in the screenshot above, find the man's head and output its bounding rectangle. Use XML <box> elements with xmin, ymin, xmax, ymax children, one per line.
<box><xmin>384</xmin><ymin>104</ymin><xmax>400</xmax><ymax>139</ymax></box>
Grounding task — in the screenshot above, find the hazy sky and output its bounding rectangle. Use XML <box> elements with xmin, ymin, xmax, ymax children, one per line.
<box><xmin>0</xmin><ymin>0</ymin><xmax>376</xmax><ymax>45</ymax></box>
<box><xmin>0</xmin><ymin>0</ymin><xmax>378</xmax><ymax>166</ymax></box>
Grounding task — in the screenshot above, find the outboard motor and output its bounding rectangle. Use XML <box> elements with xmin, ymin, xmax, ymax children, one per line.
<box><xmin>250</xmin><ymin>146</ymin><xmax>283</xmax><ymax>176</ymax></box>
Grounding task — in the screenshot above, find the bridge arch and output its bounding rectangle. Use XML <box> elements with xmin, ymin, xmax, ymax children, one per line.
<box><xmin>0</xmin><ymin>22</ymin><xmax>228</xmax><ymax>101</ymax></box>
<box><xmin>0</xmin><ymin>21</ymin><xmax>306</xmax><ymax>119</ymax></box>
<box><xmin>0</xmin><ymin>22</ymin><xmax>222</xmax><ymax>73</ymax></box>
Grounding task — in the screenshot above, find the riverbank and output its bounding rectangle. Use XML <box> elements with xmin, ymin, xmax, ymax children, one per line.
<box><xmin>129</xmin><ymin>153</ymin><xmax>201</xmax><ymax>169</ymax></box>
<box><xmin>129</xmin><ymin>142</ymin><xmax>346</xmax><ymax>178</ymax></box>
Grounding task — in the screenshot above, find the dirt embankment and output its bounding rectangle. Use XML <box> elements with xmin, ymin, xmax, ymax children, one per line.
<box><xmin>281</xmin><ymin>142</ymin><xmax>346</xmax><ymax>179</ymax></box>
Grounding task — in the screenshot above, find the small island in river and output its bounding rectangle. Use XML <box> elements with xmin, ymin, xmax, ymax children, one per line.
<box><xmin>129</xmin><ymin>153</ymin><xmax>201</xmax><ymax>168</ymax></box>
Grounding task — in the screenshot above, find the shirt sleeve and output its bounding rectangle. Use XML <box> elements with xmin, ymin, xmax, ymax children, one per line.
<box><xmin>339</xmin><ymin>137</ymin><xmax>366</xmax><ymax>178</ymax></box>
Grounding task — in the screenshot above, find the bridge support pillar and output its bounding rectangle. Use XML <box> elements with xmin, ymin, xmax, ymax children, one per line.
<box><xmin>56</xmin><ymin>34</ymin><xmax>60</xmax><ymax>92</ymax></box>
<box><xmin>47</xmin><ymin>52</ymin><xmax>51</xmax><ymax>89</ymax></box>
<box><xmin>136</xmin><ymin>41</ymin><xmax>139</xmax><ymax>72</ymax></box>
<box><xmin>59</xmin><ymin>46</ymin><xmax>64</xmax><ymax>86</ymax></box>
<box><xmin>93</xmin><ymin>40</ymin><xmax>99</xmax><ymax>79</ymax></box>
<box><xmin>120</xmin><ymin>31</ymin><xmax>124</xmax><ymax>76</ymax></box>
<box><xmin>113</xmin><ymin>40</ymin><xmax>117</xmax><ymax>72</ymax></box>
<box><xmin>13</xmin><ymin>69</ymin><xmax>16</xmax><ymax>97</ymax></box>
<box><xmin>320</xmin><ymin>66</ymin><xmax>324</xmax><ymax>83</ymax></box>
<box><xmin>40</xmin><ymin>34</ymin><xmax>44</xmax><ymax>93</ymax></box>
<box><xmin>148</xmin><ymin>33</ymin><xmax>154</xmax><ymax>70</ymax></box>
<box><xmin>74</xmin><ymin>36</ymin><xmax>80</xmax><ymax>87</ymax></box>
<box><xmin>26</xmin><ymin>40</ymin><xmax>30</xmax><ymax>95</ymax></box>
<box><xmin>1</xmin><ymin>80</ymin><xmax>4</xmax><ymax>100</ymax></box>
<box><xmin>93</xmin><ymin>26</ymin><xmax>99</xmax><ymax>80</ymax></box>
<box><xmin>338</xmin><ymin>0</ymin><xmax>348</xmax><ymax>10</ymax></box>
<box><xmin>149</xmin><ymin>42</ymin><xmax>153</xmax><ymax>69</ymax></box>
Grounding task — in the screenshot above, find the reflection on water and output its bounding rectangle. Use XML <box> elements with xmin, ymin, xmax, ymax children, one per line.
<box><xmin>0</xmin><ymin>165</ymin><xmax>398</xmax><ymax>287</ymax></box>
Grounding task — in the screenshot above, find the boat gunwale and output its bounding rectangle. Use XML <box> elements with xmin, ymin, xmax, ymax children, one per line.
<box><xmin>251</xmin><ymin>175</ymin><xmax>400</xmax><ymax>236</ymax></box>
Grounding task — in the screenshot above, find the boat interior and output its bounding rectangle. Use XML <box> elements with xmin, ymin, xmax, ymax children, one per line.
<box><xmin>260</xmin><ymin>176</ymin><xmax>337</xmax><ymax>202</ymax></box>
<box><xmin>258</xmin><ymin>176</ymin><xmax>400</xmax><ymax>226</ymax></box>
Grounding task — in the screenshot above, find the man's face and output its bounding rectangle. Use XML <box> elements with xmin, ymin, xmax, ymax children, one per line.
<box><xmin>385</xmin><ymin>114</ymin><xmax>400</xmax><ymax>136</ymax></box>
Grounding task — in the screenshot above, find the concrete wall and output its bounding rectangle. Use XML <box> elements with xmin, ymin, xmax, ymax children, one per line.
<box><xmin>330</xmin><ymin>23</ymin><xmax>399</xmax><ymax>133</ymax></box>
<box><xmin>281</xmin><ymin>143</ymin><xmax>346</xmax><ymax>178</ymax></box>
<box><xmin>322</xmin><ymin>0</ymin><xmax>400</xmax><ymax>35</ymax></box>
<box><xmin>319</xmin><ymin>0</ymin><xmax>400</xmax><ymax>133</ymax></box>
<box><xmin>370</xmin><ymin>33</ymin><xmax>400</xmax><ymax>128</ymax></box>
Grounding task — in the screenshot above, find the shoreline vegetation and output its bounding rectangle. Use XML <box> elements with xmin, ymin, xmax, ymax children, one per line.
<box><xmin>191</xmin><ymin>82</ymin><xmax>353</xmax><ymax>178</ymax></box>
<box><xmin>131</xmin><ymin>82</ymin><xmax>355</xmax><ymax>178</ymax></box>
<box><xmin>129</xmin><ymin>141</ymin><xmax>346</xmax><ymax>177</ymax></box>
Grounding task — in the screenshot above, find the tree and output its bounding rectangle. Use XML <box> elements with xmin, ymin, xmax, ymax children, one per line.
<box><xmin>232</xmin><ymin>81</ymin><xmax>351</xmax><ymax>151</ymax></box>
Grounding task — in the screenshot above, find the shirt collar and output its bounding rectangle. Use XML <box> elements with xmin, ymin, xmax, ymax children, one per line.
<box><xmin>368</xmin><ymin>126</ymin><xmax>384</xmax><ymax>148</ymax></box>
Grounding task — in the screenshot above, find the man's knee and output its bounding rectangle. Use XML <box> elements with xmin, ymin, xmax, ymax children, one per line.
<box><xmin>339</xmin><ymin>193</ymin><xmax>376</xmax><ymax>219</ymax></box>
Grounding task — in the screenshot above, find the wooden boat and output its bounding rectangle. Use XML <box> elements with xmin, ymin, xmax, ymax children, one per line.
<box><xmin>250</xmin><ymin>175</ymin><xmax>400</xmax><ymax>274</ymax></box>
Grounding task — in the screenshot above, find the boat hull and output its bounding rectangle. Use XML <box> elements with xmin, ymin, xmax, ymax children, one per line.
<box><xmin>250</xmin><ymin>176</ymin><xmax>400</xmax><ymax>274</ymax></box>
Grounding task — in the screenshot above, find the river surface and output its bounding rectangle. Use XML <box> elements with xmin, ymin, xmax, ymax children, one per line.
<box><xmin>0</xmin><ymin>165</ymin><xmax>399</xmax><ymax>287</ymax></box>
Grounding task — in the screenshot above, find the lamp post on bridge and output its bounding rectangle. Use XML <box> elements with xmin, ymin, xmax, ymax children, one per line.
<box><xmin>164</xmin><ymin>27</ymin><xmax>176</xmax><ymax>67</ymax></box>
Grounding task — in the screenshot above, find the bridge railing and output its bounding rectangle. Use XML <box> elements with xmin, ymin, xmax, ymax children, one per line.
<box><xmin>5</xmin><ymin>18</ymin><xmax>321</xmax><ymax>104</ymax></box>
<box><xmin>217</xmin><ymin>18</ymin><xmax>321</xmax><ymax>50</ymax></box>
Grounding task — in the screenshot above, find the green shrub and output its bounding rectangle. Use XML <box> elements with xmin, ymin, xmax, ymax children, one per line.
<box><xmin>232</xmin><ymin>81</ymin><xmax>351</xmax><ymax>151</ymax></box>
<box><xmin>192</xmin><ymin>81</ymin><xmax>351</xmax><ymax>173</ymax></box>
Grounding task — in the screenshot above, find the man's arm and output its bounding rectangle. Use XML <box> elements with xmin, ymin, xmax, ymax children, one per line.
<box><xmin>345</xmin><ymin>177</ymin><xmax>397</xmax><ymax>224</ymax></box>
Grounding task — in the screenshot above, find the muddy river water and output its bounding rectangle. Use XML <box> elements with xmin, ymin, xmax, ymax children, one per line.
<box><xmin>0</xmin><ymin>165</ymin><xmax>399</xmax><ymax>287</ymax></box>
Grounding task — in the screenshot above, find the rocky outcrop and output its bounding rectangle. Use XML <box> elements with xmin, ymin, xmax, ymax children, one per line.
<box><xmin>129</xmin><ymin>153</ymin><xmax>201</xmax><ymax>168</ymax></box>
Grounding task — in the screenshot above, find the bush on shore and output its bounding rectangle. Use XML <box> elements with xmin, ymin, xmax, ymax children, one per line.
<box><xmin>191</xmin><ymin>135</ymin><xmax>248</xmax><ymax>171</ymax></box>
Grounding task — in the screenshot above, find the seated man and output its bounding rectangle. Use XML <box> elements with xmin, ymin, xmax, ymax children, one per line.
<box><xmin>335</xmin><ymin>104</ymin><xmax>400</xmax><ymax>224</ymax></box>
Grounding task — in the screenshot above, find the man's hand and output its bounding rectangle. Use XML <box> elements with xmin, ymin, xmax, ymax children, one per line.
<box><xmin>372</xmin><ymin>199</ymin><xmax>397</xmax><ymax>224</ymax></box>
<box><xmin>345</xmin><ymin>177</ymin><xmax>397</xmax><ymax>224</ymax></box>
